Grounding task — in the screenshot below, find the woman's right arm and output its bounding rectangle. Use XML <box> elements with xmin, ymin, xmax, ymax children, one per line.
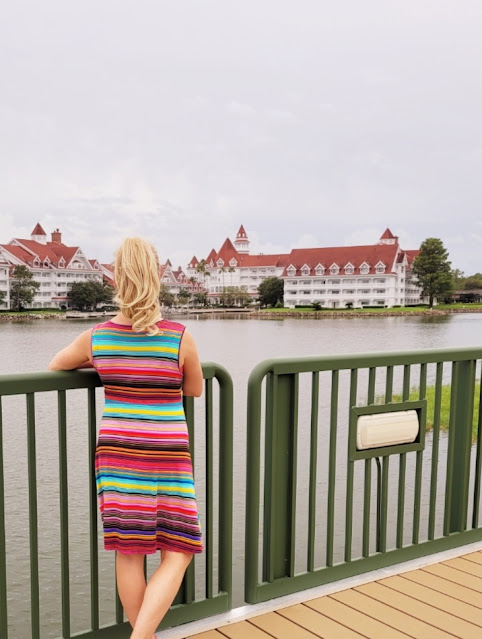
<box><xmin>179</xmin><ymin>330</ymin><xmax>203</xmax><ymax>397</ymax></box>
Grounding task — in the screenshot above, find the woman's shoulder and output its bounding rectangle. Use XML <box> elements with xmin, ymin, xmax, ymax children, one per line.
<box><xmin>159</xmin><ymin>318</ymin><xmax>185</xmax><ymax>334</ymax></box>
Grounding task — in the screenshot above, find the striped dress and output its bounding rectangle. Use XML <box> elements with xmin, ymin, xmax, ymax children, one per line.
<box><xmin>91</xmin><ymin>319</ymin><xmax>203</xmax><ymax>555</ymax></box>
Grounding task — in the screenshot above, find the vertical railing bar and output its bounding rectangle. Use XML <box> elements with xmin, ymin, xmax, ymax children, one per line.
<box><xmin>412</xmin><ymin>364</ymin><xmax>427</xmax><ymax>545</ymax></box>
<box><xmin>344</xmin><ymin>369</ymin><xmax>357</xmax><ymax>563</ymax></box>
<box><xmin>396</xmin><ymin>454</ymin><xmax>406</xmax><ymax>549</ymax></box>
<box><xmin>307</xmin><ymin>372</ymin><xmax>319</xmax><ymax>572</ymax></box>
<box><xmin>288</xmin><ymin>374</ymin><xmax>299</xmax><ymax>578</ymax></box>
<box><xmin>183</xmin><ymin>394</ymin><xmax>195</xmax><ymax>604</ymax></box>
<box><xmin>367</xmin><ymin>367</ymin><xmax>376</xmax><ymax>405</ymax></box>
<box><xmin>362</xmin><ymin>459</ymin><xmax>371</xmax><ymax>557</ymax></box>
<box><xmin>87</xmin><ymin>388</ymin><xmax>100</xmax><ymax>629</ymax></box>
<box><xmin>428</xmin><ymin>362</ymin><xmax>443</xmax><ymax>540</ymax></box>
<box><xmin>380</xmin><ymin>456</ymin><xmax>389</xmax><ymax>553</ymax></box>
<box><xmin>472</xmin><ymin>361</ymin><xmax>482</xmax><ymax>529</ymax></box>
<box><xmin>216</xmin><ymin>368</ymin><xmax>233</xmax><ymax>608</ymax></box>
<box><xmin>263</xmin><ymin>374</ymin><xmax>277</xmax><ymax>584</ymax></box>
<box><xmin>326</xmin><ymin>371</ymin><xmax>338</xmax><ymax>567</ymax></box>
<box><xmin>444</xmin><ymin>365</ymin><xmax>458</xmax><ymax>536</ymax></box>
<box><xmin>0</xmin><ymin>398</ymin><xmax>8</xmax><ymax>639</ymax></box>
<box><xmin>26</xmin><ymin>393</ymin><xmax>40</xmax><ymax>639</ymax></box>
<box><xmin>205</xmin><ymin>378</ymin><xmax>214</xmax><ymax>599</ymax></box>
<box><xmin>403</xmin><ymin>365</ymin><xmax>411</xmax><ymax>401</ymax></box>
<box><xmin>385</xmin><ymin>366</ymin><xmax>393</xmax><ymax>402</ymax></box>
<box><xmin>58</xmin><ymin>390</ymin><xmax>71</xmax><ymax>638</ymax></box>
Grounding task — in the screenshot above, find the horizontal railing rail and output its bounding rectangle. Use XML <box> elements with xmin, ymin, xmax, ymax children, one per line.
<box><xmin>0</xmin><ymin>364</ymin><xmax>233</xmax><ymax>639</ymax></box>
<box><xmin>245</xmin><ymin>347</ymin><xmax>482</xmax><ymax>603</ymax></box>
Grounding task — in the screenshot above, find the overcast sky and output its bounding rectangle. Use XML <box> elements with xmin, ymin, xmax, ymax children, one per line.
<box><xmin>1</xmin><ymin>1</ymin><xmax>481</xmax><ymax>273</ymax></box>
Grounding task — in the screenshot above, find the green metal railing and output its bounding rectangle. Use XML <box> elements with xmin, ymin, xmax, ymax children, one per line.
<box><xmin>245</xmin><ymin>348</ymin><xmax>482</xmax><ymax>603</ymax></box>
<box><xmin>0</xmin><ymin>364</ymin><xmax>233</xmax><ymax>639</ymax></box>
<box><xmin>2</xmin><ymin>348</ymin><xmax>482</xmax><ymax>637</ymax></box>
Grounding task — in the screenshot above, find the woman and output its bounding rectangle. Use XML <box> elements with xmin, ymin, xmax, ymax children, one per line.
<box><xmin>49</xmin><ymin>237</ymin><xmax>203</xmax><ymax>639</ymax></box>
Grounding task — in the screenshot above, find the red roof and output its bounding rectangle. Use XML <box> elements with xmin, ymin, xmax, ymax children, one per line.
<box><xmin>31</xmin><ymin>222</ymin><xmax>46</xmax><ymax>236</ymax></box>
<box><xmin>236</xmin><ymin>224</ymin><xmax>248</xmax><ymax>239</ymax></box>
<box><xmin>237</xmin><ymin>253</ymin><xmax>289</xmax><ymax>268</ymax></box>
<box><xmin>380</xmin><ymin>228</ymin><xmax>397</xmax><ymax>241</ymax></box>
<box><xmin>188</xmin><ymin>256</ymin><xmax>199</xmax><ymax>267</ymax></box>
<box><xmin>206</xmin><ymin>249</ymin><xmax>217</xmax><ymax>265</ymax></box>
<box><xmin>404</xmin><ymin>250</ymin><xmax>419</xmax><ymax>267</ymax></box>
<box><xmin>215</xmin><ymin>238</ymin><xmax>238</xmax><ymax>265</ymax></box>
<box><xmin>283</xmin><ymin>244</ymin><xmax>400</xmax><ymax>276</ymax></box>
<box><xmin>0</xmin><ymin>244</ymin><xmax>34</xmax><ymax>264</ymax></box>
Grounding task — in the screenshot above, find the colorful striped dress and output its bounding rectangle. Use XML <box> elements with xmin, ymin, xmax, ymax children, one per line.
<box><xmin>91</xmin><ymin>319</ymin><xmax>203</xmax><ymax>555</ymax></box>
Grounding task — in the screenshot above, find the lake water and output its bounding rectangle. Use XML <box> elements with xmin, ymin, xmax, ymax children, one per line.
<box><xmin>1</xmin><ymin>313</ymin><xmax>482</xmax><ymax>638</ymax></box>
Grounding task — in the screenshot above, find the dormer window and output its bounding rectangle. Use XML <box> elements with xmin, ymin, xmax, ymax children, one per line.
<box><xmin>229</xmin><ymin>258</ymin><xmax>237</xmax><ymax>267</ymax></box>
<box><xmin>375</xmin><ymin>262</ymin><xmax>386</xmax><ymax>274</ymax></box>
<box><xmin>360</xmin><ymin>262</ymin><xmax>370</xmax><ymax>275</ymax></box>
<box><xmin>33</xmin><ymin>257</ymin><xmax>40</xmax><ymax>267</ymax></box>
<box><xmin>287</xmin><ymin>265</ymin><xmax>296</xmax><ymax>277</ymax></box>
<box><xmin>315</xmin><ymin>264</ymin><xmax>324</xmax><ymax>276</ymax></box>
<box><xmin>301</xmin><ymin>264</ymin><xmax>310</xmax><ymax>276</ymax></box>
<box><xmin>344</xmin><ymin>263</ymin><xmax>354</xmax><ymax>275</ymax></box>
<box><xmin>217</xmin><ymin>259</ymin><xmax>224</xmax><ymax>268</ymax></box>
<box><xmin>43</xmin><ymin>259</ymin><xmax>50</xmax><ymax>268</ymax></box>
<box><xmin>329</xmin><ymin>263</ymin><xmax>339</xmax><ymax>275</ymax></box>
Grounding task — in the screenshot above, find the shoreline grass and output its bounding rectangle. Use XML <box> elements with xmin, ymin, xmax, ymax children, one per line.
<box><xmin>378</xmin><ymin>383</ymin><xmax>480</xmax><ymax>440</ymax></box>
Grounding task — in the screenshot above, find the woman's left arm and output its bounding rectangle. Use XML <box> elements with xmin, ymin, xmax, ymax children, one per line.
<box><xmin>48</xmin><ymin>329</ymin><xmax>93</xmax><ymax>370</ymax></box>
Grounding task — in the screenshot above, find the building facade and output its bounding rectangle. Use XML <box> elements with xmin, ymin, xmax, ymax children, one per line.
<box><xmin>187</xmin><ymin>226</ymin><xmax>423</xmax><ymax>308</ymax></box>
<box><xmin>0</xmin><ymin>224</ymin><xmax>104</xmax><ymax>309</ymax></box>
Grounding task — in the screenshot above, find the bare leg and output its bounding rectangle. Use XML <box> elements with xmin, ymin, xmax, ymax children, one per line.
<box><xmin>116</xmin><ymin>553</ymin><xmax>146</xmax><ymax>629</ymax></box>
<box><xmin>130</xmin><ymin>549</ymin><xmax>192</xmax><ymax>639</ymax></box>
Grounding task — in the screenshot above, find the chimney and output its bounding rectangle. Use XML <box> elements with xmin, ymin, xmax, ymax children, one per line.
<box><xmin>51</xmin><ymin>228</ymin><xmax>62</xmax><ymax>243</ymax></box>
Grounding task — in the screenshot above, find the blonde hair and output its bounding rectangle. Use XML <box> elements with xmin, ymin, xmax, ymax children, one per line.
<box><xmin>114</xmin><ymin>237</ymin><xmax>162</xmax><ymax>335</ymax></box>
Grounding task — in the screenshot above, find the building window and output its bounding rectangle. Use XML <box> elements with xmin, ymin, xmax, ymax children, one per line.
<box><xmin>330</xmin><ymin>290</ymin><xmax>340</xmax><ymax>294</ymax></box>
<box><xmin>315</xmin><ymin>266</ymin><xmax>324</xmax><ymax>275</ymax></box>
<box><xmin>376</xmin><ymin>264</ymin><xmax>386</xmax><ymax>273</ymax></box>
<box><xmin>344</xmin><ymin>264</ymin><xmax>354</xmax><ymax>274</ymax></box>
<box><xmin>360</xmin><ymin>264</ymin><xmax>369</xmax><ymax>275</ymax></box>
<box><xmin>329</xmin><ymin>279</ymin><xmax>340</xmax><ymax>285</ymax></box>
<box><xmin>301</xmin><ymin>267</ymin><xmax>310</xmax><ymax>276</ymax></box>
<box><xmin>330</xmin><ymin>265</ymin><xmax>339</xmax><ymax>275</ymax></box>
<box><xmin>287</xmin><ymin>266</ymin><xmax>296</xmax><ymax>276</ymax></box>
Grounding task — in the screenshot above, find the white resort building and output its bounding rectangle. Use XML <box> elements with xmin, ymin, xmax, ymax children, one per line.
<box><xmin>0</xmin><ymin>223</ymin><xmax>104</xmax><ymax>309</ymax></box>
<box><xmin>187</xmin><ymin>226</ymin><xmax>423</xmax><ymax>308</ymax></box>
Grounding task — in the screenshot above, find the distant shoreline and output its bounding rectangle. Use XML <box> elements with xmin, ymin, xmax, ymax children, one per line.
<box><xmin>1</xmin><ymin>306</ymin><xmax>482</xmax><ymax>323</ymax></box>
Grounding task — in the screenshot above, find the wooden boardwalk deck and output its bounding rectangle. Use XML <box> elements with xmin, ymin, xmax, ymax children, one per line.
<box><xmin>184</xmin><ymin>551</ymin><xmax>482</xmax><ymax>639</ymax></box>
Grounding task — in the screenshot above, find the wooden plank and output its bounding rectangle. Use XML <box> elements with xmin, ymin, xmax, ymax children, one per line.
<box><xmin>402</xmin><ymin>569</ymin><xmax>482</xmax><ymax>609</ymax></box>
<box><xmin>217</xmin><ymin>621</ymin><xmax>274</xmax><ymax>639</ymax></box>
<box><xmin>379</xmin><ymin>574</ymin><xmax>482</xmax><ymax>627</ymax></box>
<box><xmin>443</xmin><ymin>557</ymin><xmax>482</xmax><ymax>578</ymax></box>
<box><xmin>278</xmin><ymin>604</ymin><xmax>365</xmax><ymax>639</ymax></box>
<box><xmin>306</xmin><ymin>595</ymin><xmax>410</xmax><ymax>638</ymax></box>
<box><xmin>249</xmin><ymin>611</ymin><xmax>319</xmax><ymax>638</ymax></box>
<box><xmin>423</xmin><ymin>563</ymin><xmax>482</xmax><ymax>592</ymax></box>
<box><xmin>462</xmin><ymin>551</ymin><xmax>482</xmax><ymax>565</ymax></box>
<box><xmin>331</xmin><ymin>587</ymin><xmax>454</xmax><ymax>639</ymax></box>
<box><xmin>186</xmin><ymin>632</ymin><xmax>225</xmax><ymax>639</ymax></box>
<box><xmin>356</xmin><ymin>581</ymin><xmax>481</xmax><ymax>638</ymax></box>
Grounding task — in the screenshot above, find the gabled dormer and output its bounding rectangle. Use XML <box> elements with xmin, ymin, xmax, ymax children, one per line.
<box><xmin>315</xmin><ymin>263</ymin><xmax>324</xmax><ymax>276</ymax></box>
<box><xmin>375</xmin><ymin>261</ymin><xmax>386</xmax><ymax>274</ymax></box>
<box><xmin>329</xmin><ymin>263</ymin><xmax>339</xmax><ymax>275</ymax></box>
<box><xmin>33</xmin><ymin>256</ymin><xmax>40</xmax><ymax>267</ymax></box>
<box><xmin>229</xmin><ymin>258</ymin><xmax>237</xmax><ymax>267</ymax></box>
<box><xmin>217</xmin><ymin>258</ymin><xmax>224</xmax><ymax>268</ymax></box>
<box><xmin>58</xmin><ymin>256</ymin><xmax>66</xmax><ymax>268</ymax></box>
<box><xmin>286</xmin><ymin>264</ymin><xmax>296</xmax><ymax>277</ymax></box>
<box><xmin>43</xmin><ymin>256</ymin><xmax>51</xmax><ymax>268</ymax></box>
<box><xmin>359</xmin><ymin>261</ymin><xmax>370</xmax><ymax>275</ymax></box>
<box><xmin>344</xmin><ymin>262</ymin><xmax>354</xmax><ymax>275</ymax></box>
<box><xmin>301</xmin><ymin>263</ymin><xmax>311</xmax><ymax>276</ymax></box>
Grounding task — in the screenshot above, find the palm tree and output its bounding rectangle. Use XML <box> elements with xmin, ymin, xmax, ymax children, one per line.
<box><xmin>228</xmin><ymin>265</ymin><xmax>235</xmax><ymax>286</ymax></box>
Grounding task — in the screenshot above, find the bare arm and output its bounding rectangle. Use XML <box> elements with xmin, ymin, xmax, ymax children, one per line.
<box><xmin>48</xmin><ymin>329</ymin><xmax>93</xmax><ymax>371</ymax></box>
<box><xmin>179</xmin><ymin>329</ymin><xmax>203</xmax><ymax>397</ymax></box>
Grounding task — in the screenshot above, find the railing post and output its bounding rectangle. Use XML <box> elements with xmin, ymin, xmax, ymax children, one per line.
<box><xmin>263</xmin><ymin>373</ymin><xmax>298</xmax><ymax>583</ymax></box>
<box><xmin>445</xmin><ymin>359</ymin><xmax>476</xmax><ymax>534</ymax></box>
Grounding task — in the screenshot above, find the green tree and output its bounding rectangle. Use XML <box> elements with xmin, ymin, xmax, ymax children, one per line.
<box><xmin>412</xmin><ymin>238</ymin><xmax>453</xmax><ymax>308</ymax></box>
<box><xmin>193</xmin><ymin>291</ymin><xmax>208</xmax><ymax>306</ymax></box>
<box><xmin>234</xmin><ymin>286</ymin><xmax>252</xmax><ymax>307</ymax></box>
<box><xmin>68</xmin><ymin>280</ymin><xmax>113</xmax><ymax>311</ymax></box>
<box><xmin>464</xmin><ymin>273</ymin><xmax>482</xmax><ymax>290</ymax></box>
<box><xmin>0</xmin><ymin>289</ymin><xmax>5</xmax><ymax>306</ymax></box>
<box><xmin>159</xmin><ymin>283</ymin><xmax>175</xmax><ymax>307</ymax></box>
<box><xmin>451</xmin><ymin>269</ymin><xmax>466</xmax><ymax>290</ymax></box>
<box><xmin>177</xmin><ymin>288</ymin><xmax>191</xmax><ymax>306</ymax></box>
<box><xmin>257</xmin><ymin>277</ymin><xmax>284</xmax><ymax>307</ymax></box>
<box><xmin>10</xmin><ymin>265</ymin><xmax>40</xmax><ymax>311</ymax></box>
